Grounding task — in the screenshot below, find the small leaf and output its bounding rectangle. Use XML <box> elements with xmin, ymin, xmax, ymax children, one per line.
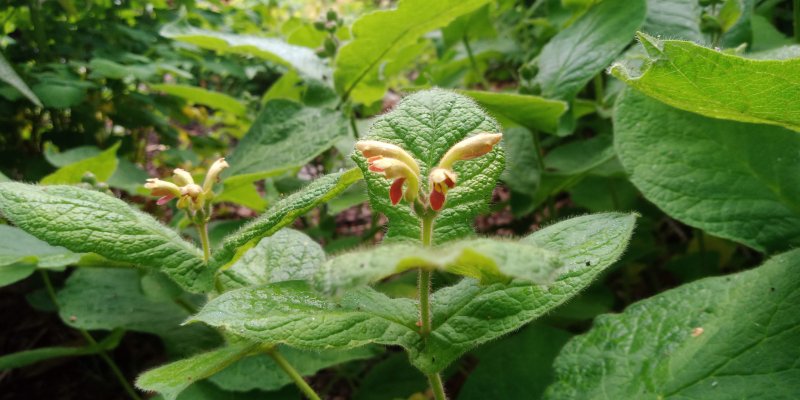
<box><xmin>0</xmin><ymin>225</ymin><xmax>81</xmax><ymax>269</ymax></box>
<box><xmin>151</xmin><ymin>84</ymin><xmax>247</xmax><ymax>117</ymax></box>
<box><xmin>224</xmin><ymin>100</ymin><xmax>348</xmax><ymax>181</ymax></box>
<box><xmin>315</xmin><ymin>238</ymin><xmax>563</xmax><ymax>293</ymax></box>
<box><xmin>612</xmin><ymin>32</ymin><xmax>800</xmax><ymax>131</ymax></box>
<box><xmin>615</xmin><ymin>89</ymin><xmax>800</xmax><ymax>253</ymax></box>
<box><xmin>218</xmin><ymin>229</ymin><xmax>325</xmax><ymax>291</ymax></box>
<box><xmin>457</xmin><ymin>90</ymin><xmax>567</xmax><ymax>134</ymax></box>
<box><xmin>534</xmin><ymin>0</ymin><xmax>646</xmax><ymax>100</ymax></box>
<box><xmin>40</xmin><ymin>142</ymin><xmax>120</xmax><ymax>185</ymax></box>
<box><xmin>643</xmin><ymin>0</ymin><xmax>703</xmax><ymax>42</ymax></box>
<box><xmin>210</xmin><ymin>169</ymin><xmax>363</xmax><ymax>271</ymax></box>
<box><xmin>546</xmin><ymin>248</ymin><xmax>800</xmax><ymax>399</ymax></box>
<box><xmin>355</xmin><ymin>89</ymin><xmax>504</xmax><ymax>243</ymax></box>
<box><xmin>334</xmin><ymin>0</ymin><xmax>491</xmax><ymax>104</ymax></box>
<box><xmin>161</xmin><ymin>19</ymin><xmax>329</xmax><ymax>82</ymax></box>
<box><xmin>0</xmin><ymin>52</ymin><xmax>41</xmax><ymax>107</ymax></box>
<box><xmin>0</xmin><ymin>183</ymin><xmax>210</xmax><ymax>292</ymax></box>
<box><xmin>136</xmin><ymin>343</ymin><xmax>257</xmax><ymax>400</ymax></box>
<box><xmin>0</xmin><ymin>259</ymin><xmax>36</xmax><ymax>287</ymax></box>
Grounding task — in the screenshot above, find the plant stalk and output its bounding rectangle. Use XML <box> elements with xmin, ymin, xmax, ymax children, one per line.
<box><xmin>197</xmin><ymin>221</ymin><xmax>211</xmax><ymax>263</ymax></box>
<box><xmin>427</xmin><ymin>372</ymin><xmax>448</xmax><ymax>400</ymax></box>
<box><xmin>40</xmin><ymin>271</ymin><xmax>142</xmax><ymax>400</ymax></box>
<box><xmin>267</xmin><ymin>349</ymin><xmax>321</xmax><ymax>400</ymax></box>
<box><xmin>463</xmin><ymin>35</ymin><xmax>489</xmax><ymax>89</ymax></box>
<box><xmin>795</xmin><ymin>0</ymin><xmax>800</xmax><ymax>43</ymax></box>
<box><xmin>418</xmin><ymin>214</ymin><xmax>447</xmax><ymax>398</ymax></box>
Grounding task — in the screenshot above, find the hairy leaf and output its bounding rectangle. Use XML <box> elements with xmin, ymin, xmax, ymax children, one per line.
<box><xmin>615</xmin><ymin>89</ymin><xmax>800</xmax><ymax>253</ymax></box>
<box><xmin>535</xmin><ymin>0</ymin><xmax>646</xmax><ymax>100</ymax></box>
<box><xmin>218</xmin><ymin>229</ymin><xmax>325</xmax><ymax>291</ymax></box>
<box><xmin>210</xmin><ymin>169</ymin><xmax>362</xmax><ymax>271</ymax></box>
<box><xmin>150</xmin><ymin>84</ymin><xmax>246</xmax><ymax>116</ymax></box>
<box><xmin>546</xmin><ymin>249</ymin><xmax>800</xmax><ymax>399</ymax></box>
<box><xmin>0</xmin><ymin>183</ymin><xmax>210</xmax><ymax>292</ymax></box>
<box><xmin>224</xmin><ymin>100</ymin><xmax>348</xmax><ymax>181</ymax></box>
<box><xmin>458</xmin><ymin>90</ymin><xmax>567</xmax><ymax>134</ymax></box>
<box><xmin>354</xmin><ymin>89</ymin><xmax>504</xmax><ymax>243</ymax></box>
<box><xmin>334</xmin><ymin>0</ymin><xmax>490</xmax><ymax>104</ymax></box>
<box><xmin>40</xmin><ymin>142</ymin><xmax>120</xmax><ymax>185</ymax></box>
<box><xmin>612</xmin><ymin>33</ymin><xmax>800</xmax><ymax>131</ymax></box>
<box><xmin>315</xmin><ymin>239</ymin><xmax>563</xmax><ymax>293</ymax></box>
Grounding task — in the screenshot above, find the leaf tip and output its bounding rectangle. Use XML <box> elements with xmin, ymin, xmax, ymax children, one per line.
<box><xmin>636</xmin><ymin>31</ymin><xmax>663</xmax><ymax>58</ymax></box>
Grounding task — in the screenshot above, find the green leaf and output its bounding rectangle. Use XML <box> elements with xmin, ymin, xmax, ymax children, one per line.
<box><xmin>40</xmin><ymin>142</ymin><xmax>120</xmax><ymax>185</ymax></box>
<box><xmin>43</xmin><ymin>143</ymin><xmax>101</xmax><ymax>167</ymax></box>
<box><xmin>460</xmin><ymin>324</ymin><xmax>571</xmax><ymax>400</ymax></box>
<box><xmin>107</xmin><ymin>159</ymin><xmax>150</xmax><ymax>194</ymax></box>
<box><xmin>314</xmin><ymin>238</ymin><xmax>563</xmax><ymax>294</ymax></box>
<box><xmin>210</xmin><ymin>168</ymin><xmax>363</xmax><ymax>271</ymax></box>
<box><xmin>150</xmin><ymin>84</ymin><xmax>247</xmax><ymax>117</ymax></box>
<box><xmin>354</xmin><ymin>89</ymin><xmax>504</xmax><ymax>243</ymax></box>
<box><xmin>534</xmin><ymin>0</ymin><xmax>646</xmax><ymax>100</ymax></box>
<box><xmin>0</xmin><ymin>52</ymin><xmax>42</xmax><ymax>106</ymax></box>
<box><xmin>218</xmin><ymin>229</ymin><xmax>325</xmax><ymax>291</ymax></box>
<box><xmin>614</xmin><ymin>89</ymin><xmax>800</xmax><ymax>253</ymax></box>
<box><xmin>136</xmin><ymin>343</ymin><xmax>257</xmax><ymax>400</ymax></box>
<box><xmin>643</xmin><ymin>0</ymin><xmax>703</xmax><ymax>42</ymax></box>
<box><xmin>0</xmin><ymin>330</ymin><xmax>122</xmax><ymax>370</ymax></box>
<box><xmin>0</xmin><ymin>224</ymin><xmax>81</xmax><ymax>269</ymax></box>
<box><xmin>351</xmin><ymin>353</ymin><xmax>427</xmax><ymax>400</ymax></box>
<box><xmin>161</xmin><ymin>19</ymin><xmax>330</xmax><ymax>82</ymax></box>
<box><xmin>192</xmin><ymin>213</ymin><xmax>636</xmax><ymax>374</ymax></box>
<box><xmin>545</xmin><ymin>248</ymin><xmax>800</xmax><ymax>399</ymax></box>
<box><xmin>0</xmin><ymin>183</ymin><xmax>211</xmax><ymax>292</ymax></box>
<box><xmin>334</xmin><ymin>0</ymin><xmax>490</xmax><ymax>104</ymax></box>
<box><xmin>209</xmin><ymin>346</ymin><xmax>379</xmax><ymax>392</ymax></box>
<box><xmin>500</xmin><ymin>127</ymin><xmax>541</xmax><ymax>196</ymax></box>
<box><xmin>58</xmin><ymin>268</ymin><xmax>189</xmax><ymax>333</ymax></box>
<box><xmin>0</xmin><ymin>259</ymin><xmax>36</xmax><ymax>287</ymax></box>
<box><xmin>457</xmin><ymin>90</ymin><xmax>567</xmax><ymax>134</ymax></box>
<box><xmin>224</xmin><ymin>100</ymin><xmax>348</xmax><ymax>181</ymax></box>
<box><xmin>32</xmin><ymin>79</ymin><xmax>92</xmax><ymax>109</ymax></box>
<box><xmin>612</xmin><ymin>32</ymin><xmax>800</xmax><ymax>131</ymax></box>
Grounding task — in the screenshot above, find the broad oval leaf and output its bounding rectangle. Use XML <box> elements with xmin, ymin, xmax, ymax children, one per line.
<box><xmin>354</xmin><ymin>89</ymin><xmax>504</xmax><ymax>243</ymax></box>
<box><xmin>0</xmin><ymin>225</ymin><xmax>81</xmax><ymax>269</ymax></box>
<box><xmin>457</xmin><ymin>90</ymin><xmax>567</xmax><ymax>134</ymax></box>
<box><xmin>334</xmin><ymin>0</ymin><xmax>490</xmax><ymax>104</ymax></box>
<box><xmin>0</xmin><ymin>183</ymin><xmax>210</xmax><ymax>292</ymax></box>
<box><xmin>534</xmin><ymin>0</ymin><xmax>646</xmax><ymax>100</ymax></box>
<box><xmin>615</xmin><ymin>89</ymin><xmax>800</xmax><ymax>253</ymax></box>
<box><xmin>210</xmin><ymin>168</ymin><xmax>363</xmax><ymax>271</ymax></box>
<box><xmin>150</xmin><ymin>84</ymin><xmax>247</xmax><ymax>117</ymax></box>
<box><xmin>218</xmin><ymin>229</ymin><xmax>325</xmax><ymax>291</ymax></box>
<box><xmin>314</xmin><ymin>239</ymin><xmax>563</xmax><ymax>294</ymax></box>
<box><xmin>40</xmin><ymin>142</ymin><xmax>120</xmax><ymax>185</ymax></box>
<box><xmin>612</xmin><ymin>32</ymin><xmax>800</xmax><ymax>131</ymax></box>
<box><xmin>545</xmin><ymin>248</ymin><xmax>800</xmax><ymax>399</ymax></box>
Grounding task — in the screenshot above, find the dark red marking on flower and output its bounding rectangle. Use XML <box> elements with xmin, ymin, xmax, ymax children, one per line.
<box><xmin>430</xmin><ymin>189</ymin><xmax>445</xmax><ymax>211</ymax></box>
<box><xmin>390</xmin><ymin>178</ymin><xmax>405</xmax><ymax>205</ymax></box>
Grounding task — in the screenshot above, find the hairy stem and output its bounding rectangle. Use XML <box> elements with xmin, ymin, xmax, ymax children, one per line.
<box><xmin>40</xmin><ymin>271</ymin><xmax>141</xmax><ymax>400</ymax></box>
<box><xmin>428</xmin><ymin>372</ymin><xmax>448</xmax><ymax>400</ymax></box>
<box><xmin>418</xmin><ymin>214</ymin><xmax>447</xmax><ymax>398</ymax></box>
<box><xmin>267</xmin><ymin>348</ymin><xmax>321</xmax><ymax>400</ymax></box>
<box><xmin>196</xmin><ymin>221</ymin><xmax>211</xmax><ymax>263</ymax></box>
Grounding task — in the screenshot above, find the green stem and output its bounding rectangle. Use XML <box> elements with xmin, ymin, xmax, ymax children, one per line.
<box><xmin>462</xmin><ymin>35</ymin><xmax>489</xmax><ymax>89</ymax></box>
<box><xmin>427</xmin><ymin>372</ymin><xmax>448</xmax><ymax>400</ymax></box>
<box><xmin>795</xmin><ymin>0</ymin><xmax>800</xmax><ymax>43</ymax></box>
<box><xmin>197</xmin><ymin>221</ymin><xmax>211</xmax><ymax>263</ymax></box>
<box><xmin>28</xmin><ymin>0</ymin><xmax>48</xmax><ymax>60</ymax></box>
<box><xmin>349</xmin><ymin>112</ymin><xmax>360</xmax><ymax>139</ymax></box>
<box><xmin>40</xmin><ymin>271</ymin><xmax>141</xmax><ymax>400</ymax></box>
<box><xmin>267</xmin><ymin>348</ymin><xmax>321</xmax><ymax>400</ymax></box>
<box><xmin>593</xmin><ymin>73</ymin><xmax>604</xmax><ymax>105</ymax></box>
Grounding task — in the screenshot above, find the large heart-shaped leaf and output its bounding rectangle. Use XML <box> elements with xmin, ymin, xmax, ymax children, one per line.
<box><xmin>546</xmin><ymin>248</ymin><xmax>800</xmax><ymax>399</ymax></box>
<box><xmin>615</xmin><ymin>89</ymin><xmax>800</xmax><ymax>253</ymax></box>
<box><xmin>612</xmin><ymin>32</ymin><xmax>800</xmax><ymax>131</ymax></box>
<box><xmin>0</xmin><ymin>183</ymin><xmax>210</xmax><ymax>292</ymax></box>
<box><xmin>354</xmin><ymin>89</ymin><xmax>504</xmax><ymax>244</ymax></box>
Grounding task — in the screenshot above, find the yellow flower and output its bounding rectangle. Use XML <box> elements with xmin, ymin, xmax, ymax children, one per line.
<box><xmin>428</xmin><ymin>133</ymin><xmax>502</xmax><ymax>211</ymax></box>
<box><xmin>144</xmin><ymin>158</ymin><xmax>229</xmax><ymax>212</ymax></box>
<box><xmin>366</xmin><ymin>155</ymin><xmax>420</xmax><ymax>205</ymax></box>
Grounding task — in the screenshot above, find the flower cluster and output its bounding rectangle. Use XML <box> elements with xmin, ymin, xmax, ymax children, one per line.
<box><xmin>356</xmin><ymin>133</ymin><xmax>502</xmax><ymax>211</ymax></box>
<box><xmin>144</xmin><ymin>158</ymin><xmax>229</xmax><ymax>213</ymax></box>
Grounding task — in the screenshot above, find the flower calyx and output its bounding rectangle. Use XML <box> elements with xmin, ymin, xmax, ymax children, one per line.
<box><xmin>144</xmin><ymin>158</ymin><xmax>229</xmax><ymax>214</ymax></box>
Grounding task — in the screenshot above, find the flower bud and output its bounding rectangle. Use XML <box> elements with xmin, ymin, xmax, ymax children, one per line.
<box><xmin>172</xmin><ymin>168</ymin><xmax>195</xmax><ymax>186</ymax></box>
<box><xmin>438</xmin><ymin>132</ymin><xmax>503</xmax><ymax>169</ymax></box>
<box><xmin>203</xmin><ymin>158</ymin><xmax>229</xmax><ymax>193</ymax></box>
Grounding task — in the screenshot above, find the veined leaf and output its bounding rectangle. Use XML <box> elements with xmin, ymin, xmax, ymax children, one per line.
<box><xmin>546</xmin><ymin>248</ymin><xmax>800</xmax><ymax>399</ymax></box>
<box><xmin>224</xmin><ymin>100</ymin><xmax>348</xmax><ymax>181</ymax></box>
<box><xmin>40</xmin><ymin>142</ymin><xmax>120</xmax><ymax>185</ymax></box>
<box><xmin>458</xmin><ymin>90</ymin><xmax>567</xmax><ymax>134</ymax></box>
<box><xmin>334</xmin><ymin>0</ymin><xmax>490</xmax><ymax>104</ymax></box>
<box><xmin>0</xmin><ymin>183</ymin><xmax>210</xmax><ymax>292</ymax></box>
<box><xmin>612</xmin><ymin>32</ymin><xmax>800</xmax><ymax>131</ymax></box>
<box><xmin>355</xmin><ymin>89</ymin><xmax>504</xmax><ymax>244</ymax></box>
<box><xmin>643</xmin><ymin>0</ymin><xmax>703</xmax><ymax>43</ymax></box>
<box><xmin>192</xmin><ymin>213</ymin><xmax>635</xmax><ymax>374</ymax></box>
<box><xmin>161</xmin><ymin>19</ymin><xmax>330</xmax><ymax>82</ymax></box>
<box><xmin>535</xmin><ymin>0</ymin><xmax>646</xmax><ymax>100</ymax></box>
<box><xmin>615</xmin><ymin>89</ymin><xmax>800</xmax><ymax>253</ymax></box>
<box><xmin>218</xmin><ymin>229</ymin><xmax>325</xmax><ymax>291</ymax></box>
<box><xmin>136</xmin><ymin>343</ymin><xmax>257</xmax><ymax>400</ymax></box>
<box><xmin>150</xmin><ymin>84</ymin><xmax>247</xmax><ymax>117</ymax></box>
<box><xmin>314</xmin><ymin>238</ymin><xmax>563</xmax><ymax>294</ymax></box>
<box><xmin>210</xmin><ymin>169</ymin><xmax>363</xmax><ymax>271</ymax></box>
<box><xmin>0</xmin><ymin>52</ymin><xmax>41</xmax><ymax>107</ymax></box>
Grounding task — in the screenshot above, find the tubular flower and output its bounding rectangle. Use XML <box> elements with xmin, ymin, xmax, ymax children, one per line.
<box><xmin>365</xmin><ymin>155</ymin><xmax>420</xmax><ymax>205</ymax></box>
<box><xmin>428</xmin><ymin>132</ymin><xmax>502</xmax><ymax>211</ymax></box>
<box><xmin>144</xmin><ymin>158</ymin><xmax>230</xmax><ymax>212</ymax></box>
<box><xmin>356</xmin><ymin>140</ymin><xmax>421</xmax><ymax>175</ymax></box>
